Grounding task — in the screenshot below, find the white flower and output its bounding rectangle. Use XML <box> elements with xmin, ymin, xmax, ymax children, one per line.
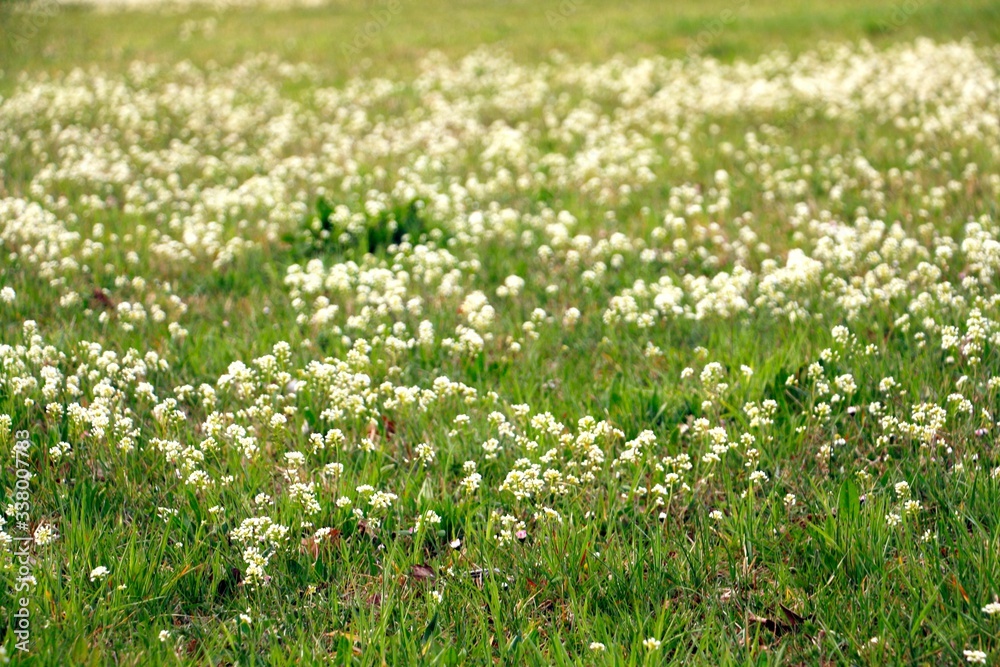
<box><xmin>0</xmin><ymin>287</ymin><xmax>15</xmax><ymax>304</ymax></box>
<box><xmin>368</xmin><ymin>490</ymin><xmax>398</xmax><ymax>513</ymax></box>
<box><xmin>643</xmin><ymin>637</ymin><xmax>661</xmax><ymax>651</ymax></box>
<box><xmin>415</xmin><ymin>510</ymin><xmax>442</xmax><ymax>532</ymax></box>
<box><xmin>964</xmin><ymin>649</ymin><xmax>987</xmax><ymax>664</ymax></box>
<box><xmin>33</xmin><ymin>523</ymin><xmax>56</xmax><ymax>546</ymax></box>
<box><xmin>159</xmin><ymin>630</ymin><xmax>171</xmax><ymax>642</ymax></box>
<box><xmin>89</xmin><ymin>566</ymin><xmax>110</xmax><ymax>582</ymax></box>
<box><xmin>983</xmin><ymin>602</ymin><xmax>1000</xmax><ymax>615</ymax></box>
<box><xmin>589</xmin><ymin>642</ymin><xmax>606</xmax><ymax>651</ymax></box>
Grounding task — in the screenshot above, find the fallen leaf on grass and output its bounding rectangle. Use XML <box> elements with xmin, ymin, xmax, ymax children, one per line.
<box><xmin>300</xmin><ymin>529</ymin><xmax>341</xmax><ymax>560</ymax></box>
<box><xmin>747</xmin><ymin>612</ymin><xmax>786</xmax><ymax>636</ymax></box>
<box><xmin>382</xmin><ymin>416</ymin><xmax>396</xmax><ymax>439</ymax></box>
<box><xmin>779</xmin><ymin>603</ymin><xmax>806</xmax><ymax>629</ymax></box>
<box><xmin>215</xmin><ymin>567</ymin><xmax>243</xmax><ymax>599</ymax></box>
<box><xmin>91</xmin><ymin>288</ymin><xmax>116</xmax><ymax>310</ymax></box>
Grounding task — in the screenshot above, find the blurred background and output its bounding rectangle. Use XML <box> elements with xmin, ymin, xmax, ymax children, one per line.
<box><xmin>2</xmin><ymin>0</ymin><xmax>999</xmax><ymax>85</ymax></box>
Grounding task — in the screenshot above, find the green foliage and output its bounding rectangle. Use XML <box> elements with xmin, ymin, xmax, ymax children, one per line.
<box><xmin>0</xmin><ymin>2</ymin><xmax>999</xmax><ymax>665</ymax></box>
<box><xmin>291</xmin><ymin>197</ymin><xmax>442</xmax><ymax>259</ymax></box>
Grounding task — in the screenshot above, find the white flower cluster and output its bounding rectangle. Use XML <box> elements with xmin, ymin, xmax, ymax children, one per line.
<box><xmin>1</xmin><ymin>40</ymin><xmax>999</xmax><ymax>625</ymax></box>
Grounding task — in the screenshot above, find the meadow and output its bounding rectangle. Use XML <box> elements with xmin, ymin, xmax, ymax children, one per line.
<box><xmin>2</xmin><ymin>0</ymin><xmax>1000</xmax><ymax>664</ymax></box>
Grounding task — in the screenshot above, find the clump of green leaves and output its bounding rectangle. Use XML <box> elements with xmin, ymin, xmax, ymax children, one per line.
<box><xmin>291</xmin><ymin>197</ymin><xmax>445</xmax><ymax>258</ymax></box>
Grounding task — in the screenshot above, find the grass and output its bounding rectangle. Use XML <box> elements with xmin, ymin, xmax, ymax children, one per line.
<box><xmin>1</xmin><ymin>0</ymin><xmax>999</xmax><ymax>83</ymax></box>
<box><xmin>1</xmin><ymin>0</ymin><xmax>1000</xmax><ymax>665</ymax></box>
